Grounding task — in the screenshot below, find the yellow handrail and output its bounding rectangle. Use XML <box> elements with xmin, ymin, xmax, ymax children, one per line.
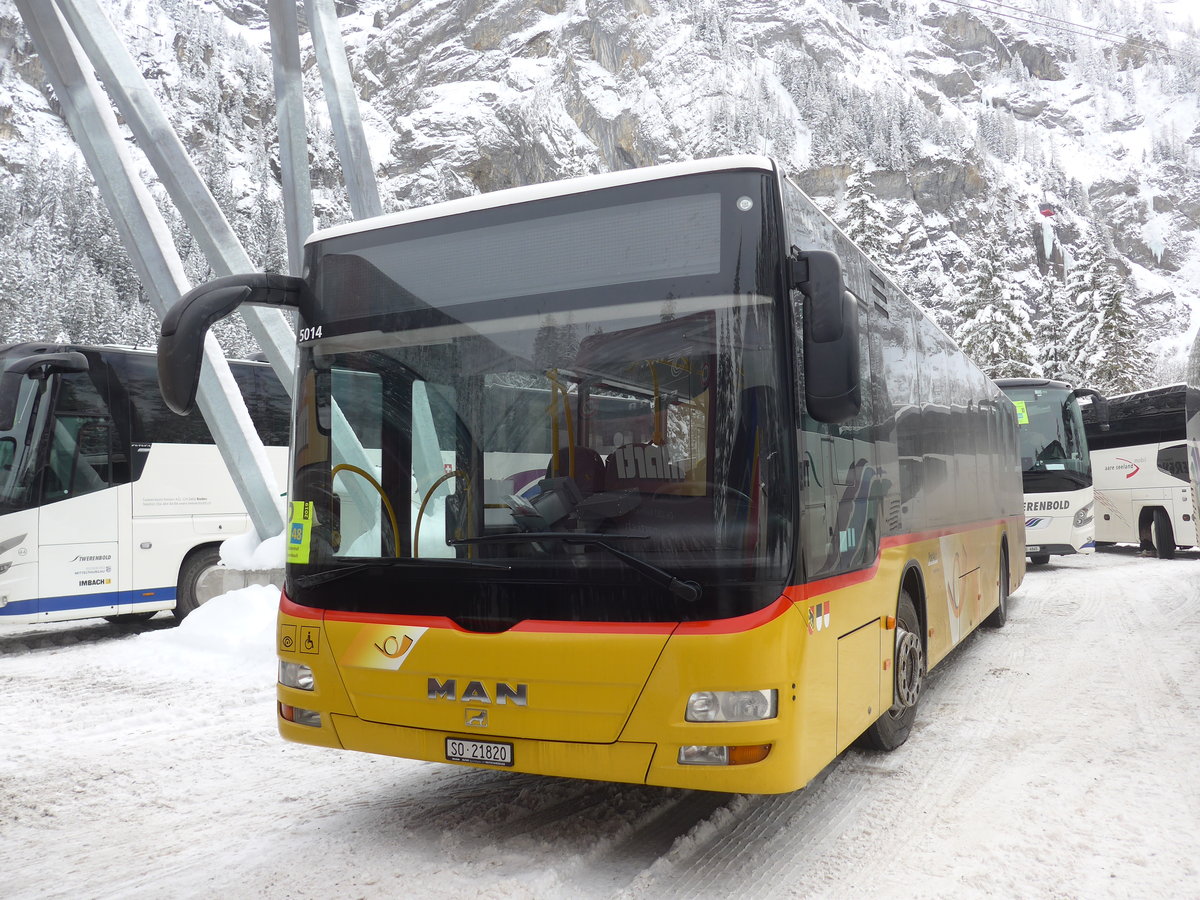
<box><xmin>331</xmin><ymin>463</ymin><xmax>400</xmax><ymax>557</ymax></box>
<box><xmin>414</xmin><ymin>468</ymin><xmax>473</xmax><ymax>558</ymax></box>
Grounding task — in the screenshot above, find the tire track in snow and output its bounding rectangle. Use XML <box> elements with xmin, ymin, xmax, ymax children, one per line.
<box><xmin>622</xmin><ymin>586</ymin><xmax>1033</xmax><ymax>897</ymax></box>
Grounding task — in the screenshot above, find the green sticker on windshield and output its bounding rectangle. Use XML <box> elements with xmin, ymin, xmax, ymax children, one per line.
<box><xmin>1013</xmin><ymin>400</ymin><xmax>1029</xmax><ymax>425</ymax></box>
<box><xmin>288</xmin><ymin>501</ymin><xmax>314</xmax><ymax>564</ymax></box>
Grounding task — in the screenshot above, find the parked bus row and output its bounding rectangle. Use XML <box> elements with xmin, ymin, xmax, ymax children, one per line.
<box><xmin>8</xmin><ymin>155</ymin><xmax>1191</xmax><ymax>796</ymax></box>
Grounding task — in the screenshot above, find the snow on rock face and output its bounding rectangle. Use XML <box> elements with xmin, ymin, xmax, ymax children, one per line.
<box><xmin>0</xmin><ymin>0</ymin><xmax>1198</xmax><ymax>384</ymax></box>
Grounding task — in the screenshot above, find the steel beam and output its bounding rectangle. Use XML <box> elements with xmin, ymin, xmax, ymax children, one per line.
<box><xmin>268</xmin><ymin>0</ymin><xmax>315</xmax><ymax>276</ymax></box>
<box><xmin>305</xmin><ymin>0</ymin><xmax>383</xmax><ymax>219</ymax></box>
<box><xmin>15</xmin><ymin>0</ymin><xmax>284</xmax><ymax>540</ymax></box>
<box><xmin>53</xmin><ymin>0</ymin><xmax>296</xmax><ymax>390</ymax></box>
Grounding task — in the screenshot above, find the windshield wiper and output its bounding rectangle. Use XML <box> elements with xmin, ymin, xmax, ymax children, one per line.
<box><xmin>294</xmin><ymin>556</ymin><xmax>512</xmax><ymax>588</ymax></box>
<box><xmin>449</xmin><ymin>533</ymin><xmax>701</xmax><ymax>603</ymax></box>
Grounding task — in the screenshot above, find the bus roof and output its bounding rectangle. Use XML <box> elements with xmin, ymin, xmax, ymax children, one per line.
<box><xmin>307</xmin><ymin>155</ymin><xmax>778</xmax><ymax>245</ymax></box>
<box><xmin>1082</xmin><ymin>383</ymin><xmax>1184</xmax><ymax>427</ymax></box>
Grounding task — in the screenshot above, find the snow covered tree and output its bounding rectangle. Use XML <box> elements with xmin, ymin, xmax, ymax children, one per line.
<box><xmin>1063</xmin><ymin>232</ymin><xmax>1150</xmax><ymax>393</ymax></box>
<box><xmin>1031</xmin><ymin>272</ymin><xmax>1075</xmax><ymax>381</ymax></box>
<box><xmin>838</xmin><ymin>168</ymin><xmax>894</xmax><ymax>266</ymax></box>
<box><xmin>954</xmin><ymin>236</ymin><xmax>1036</xmax><ymax>378</ymax></box>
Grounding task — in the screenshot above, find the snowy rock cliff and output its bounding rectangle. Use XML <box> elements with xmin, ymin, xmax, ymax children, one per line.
<box><xmin>0</xmin><ymin>0</ymin><xmax>1196</xmax><ymax>390</ymax></box>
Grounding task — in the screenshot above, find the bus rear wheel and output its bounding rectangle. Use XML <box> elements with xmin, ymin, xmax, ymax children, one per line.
<box><xmin>1151</xmin><ymin>508</ymin><xmax>1176</xmax><ymax>560</ymax></box>
<box><xmin>174</xmin><ymin>545</ymin><xmax>224</xmax><ymax>621</ymax></box>
<box><xmin>984</xmin><ymin>547</ymin><xmax>1010</xmax><ymax>628</ymax></box>
<box><xmin>859</xmin><ymin>590</ymin><xmax>924</xmax><ymax>751</ymax></box>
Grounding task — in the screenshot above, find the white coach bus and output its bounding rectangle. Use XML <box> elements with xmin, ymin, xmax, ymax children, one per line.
<box><xmin>0</xmin><ymin>343</ymin><xmax>289</xmax><ymax>624</ymax></box>
<box><xmin>995</xmin><ymin>378</ymin><xmax>1106</xmax><ymax>565</ymax></box>
<box><xmin>1084</xmin><ymin>384</ymin><xmax>1196</xmax><ymax>559</ymax></box>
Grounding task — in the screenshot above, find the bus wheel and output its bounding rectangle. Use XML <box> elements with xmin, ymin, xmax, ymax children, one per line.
<box><xmin>174</xmin><ymin>546</ymin><xmax>224</xmax><ymax>620</ymax></box>
<box><xmin>1028</xmin><ymin>554</ymin><xmax>1050</xmax><ymax>566</ymax></box>
<box><xmin>1151</xmin><ymin>509</ymin><xmax>1176</xmax><ymax>560</ymax></box>
<box><xmin>859</xmin><ymin>590</ymin><xmax>924</xmax><ymax>751</ymax></box>
<box><xmin>984</xmin><ymin>548</ymin><xmax>1009</xmax><ymax>628</ymax></box>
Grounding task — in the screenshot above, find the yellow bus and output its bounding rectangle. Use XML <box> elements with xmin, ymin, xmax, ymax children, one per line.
<box><xmin>159</xmin><ymin>156</ymin><xmax>1025</xmax><ymax>794</ymax></box>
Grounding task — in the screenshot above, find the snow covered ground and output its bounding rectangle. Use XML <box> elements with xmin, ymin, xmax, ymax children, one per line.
<box><xmin>3</xmin><ymin>548</ymin><xmax>1197</xmax><ymax>899</ymax></box>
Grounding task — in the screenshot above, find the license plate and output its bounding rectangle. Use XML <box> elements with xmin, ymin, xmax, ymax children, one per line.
<box><xmin>445</xmin><ymin>737</ymin><xmax>514</xmax><ymax>767</ymax></box>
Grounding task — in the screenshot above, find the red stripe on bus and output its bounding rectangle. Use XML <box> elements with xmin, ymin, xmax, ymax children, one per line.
<box><xmin>280</xmin><ymin>592</ymin><xmax>323</xmax><ymax>620</ymax></box>
<box><xmin>278</xmin><ymin>517</ymin><xmax>1015</xmax><ymax>634</ymax></box>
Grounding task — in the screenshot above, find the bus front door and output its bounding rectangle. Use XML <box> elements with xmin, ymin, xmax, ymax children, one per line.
<box><xmin>35</xmin><ymin>412</ymin><xmax>123</xmax><ymax>620</ymax></box>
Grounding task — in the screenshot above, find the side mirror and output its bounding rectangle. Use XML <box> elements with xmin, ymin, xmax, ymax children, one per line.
<box><xmin>0</xmin><ymin>350</ymin><xmax>89</xmax><ymax>431</ymax></box>
<box><xmin>1073</xmin><ymin>387</ymin><xmax>1109</xmax><ymax>431</ymax></box>
<box><xmin>158</xmin><ymin>273</ymin><xmax>310</xmax><ymax>415</ymax></box>
<box><xmin>792</xmin><ymin>249</ymin><xmax>861</xmax><ymax>423</ymax></box>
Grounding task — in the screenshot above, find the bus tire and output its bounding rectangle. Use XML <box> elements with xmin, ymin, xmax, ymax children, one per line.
<box><xmin>1151</xmin><ymin>508</ymin><xmax>1176</xmax><ymax>560</ymax></box>
<box><xmin>859</xmin><ymin>589</ymin><xmax>924</xmax><ymax>751</ymax></box>
<box><xmin>1028</xmin><ymin>554</ymin><xmax>1050</xmax><ymax>566</ymax></box>
<box><xmin>174</xmin><ymin>545</ymin><xmax>224</xmax><ymax>621</ymax></box>
<box><xmin>984</xmin><ymin>547</ymin><xmax>1009</xmax><ymax>628</ymax></box>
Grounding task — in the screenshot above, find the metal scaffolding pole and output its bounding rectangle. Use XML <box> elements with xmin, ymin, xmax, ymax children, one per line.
<box><xmin>15</xmin><ymin>0</ymin><xmax>284</xmax><ymax>540</ymax></box>
<box><xmin>305</xmin><ymin>0</ymin><xmax>383</xmax><ymax>219</ymax></box>
<box><xmin>268</xmin><ymin>0</ymin><xmax>315</xmax><ymax>276</ymax></box>
<box><xmin>53</xmin><ymin>0</ymin><xmax>296</xmax><ymax>391</ymax></box>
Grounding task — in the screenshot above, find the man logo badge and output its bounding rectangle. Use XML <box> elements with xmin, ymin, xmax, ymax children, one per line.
<box><xmin>465</xmin><ymin>708</ymin><xmax>488</xmax><ymax>728</ymax></box>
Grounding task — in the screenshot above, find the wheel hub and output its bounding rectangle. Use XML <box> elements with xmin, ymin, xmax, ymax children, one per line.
<box><xmin>894</xmin><ymin>626</ymin><xmax>924</xmax><ymax>708</ymax></box>
<box><xmin>193</xmin><ymin>563</ymin><xmax>233</xmax><ymax>607</ymax></box>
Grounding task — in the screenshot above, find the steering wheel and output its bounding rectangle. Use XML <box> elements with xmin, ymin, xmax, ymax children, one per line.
<box><xmin>331</xmin><ymin>463</ymin><xmax>400</xmax><ymax>557</ymax></box>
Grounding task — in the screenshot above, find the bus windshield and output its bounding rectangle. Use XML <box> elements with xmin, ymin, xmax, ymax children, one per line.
<box><xmin>287</xmin><ymin>170</ymin><xmax>796</xmax><ymax>628</ymax></box>
<box><xmin>1005</xmin><ymin>384</ymin><xmax>1090</xmax><ymax>491</ymax></box>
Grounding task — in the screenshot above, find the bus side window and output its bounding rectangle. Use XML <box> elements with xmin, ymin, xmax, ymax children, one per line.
<box><xmin>1157</xmin><ymin>443</ymin><xmax>1189</xmax><ymax>482</ymax></box>
<box><xmin>232</xmin><ymin>364</ymin><xmax>292</xmax><ymax>447</ymax></box>
<box><xmin>110</xmin><ymin>352</ymin><xmax>212</xmax><ymax>447</ymax></box>
<box><xmin>43</xmin><ymin>372</ymin><xmax>116</xmax><ymax>502</ymax></box>
<box><xmin>798</xmin><ymin>371</ymin><xmax>879</xmax><ymax>580</ymax></box>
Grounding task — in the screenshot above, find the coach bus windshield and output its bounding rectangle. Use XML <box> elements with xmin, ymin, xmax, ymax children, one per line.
<box><xmin>286</xmin><ymin>171</ymin><xmax>796</xmax><ymax>628</ymax></box>
<box><xmin>1005</xmin><ymin>384</ymin><xmax>1091</xmax><ymax>491</ymax></box>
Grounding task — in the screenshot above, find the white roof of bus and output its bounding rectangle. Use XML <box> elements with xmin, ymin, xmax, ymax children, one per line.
<box><xmin>307</xmin><ymin>155</ymin><xmax>776</xmax><ymax>244</ymax></box>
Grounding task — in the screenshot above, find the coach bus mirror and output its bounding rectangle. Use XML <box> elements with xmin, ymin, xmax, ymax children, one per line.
<box><xmin>158</xmin><ymin>273</ymin><xmax>310</xmax><ymax>416</ymax></box>
<box><xmin>791</xmin><ymin>249</ymin><xmax>845</xmax><ymax>342</ymax></box>
<box><xmin>1072</xmin><ymin>387</ymin><xmax>1109</xmax><ymax>431</ymax></box>
<box><xmin>791</xmin><ymin>250</ymin><xmax>861</xmax><ymax>423</ymax></box>
<box><xmin>0</xmin><ymin>351</ymin><xmax>89</xmax><ymax>431</ymax></box>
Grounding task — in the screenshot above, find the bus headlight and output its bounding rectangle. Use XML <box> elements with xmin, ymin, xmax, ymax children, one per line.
<box><xmin>1073</xmin><ymin>502</ymin><xmax>1094</xmax><ymax>528</ymax></box>
<box><xmin>279</xmin><ymin>660</ymin><xmax>315</xmax><ymax>691</ymax></box>
<box><xmin>685</xmin><ymin>689</ymin><xmax>777</xmax><ymax>722</ymax></box>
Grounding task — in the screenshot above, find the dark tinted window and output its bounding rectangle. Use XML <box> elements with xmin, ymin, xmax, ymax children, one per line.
<box><xmin>104</xmin><ymin>352</ymin><xmax>289</xmax><ymax>446</ymax></box>
<box><xmin>104</xmin><ymin>351</ymin><xmax>213</xmax><ymax>444</ymax></box>
<box><xmin>232</xmin><ymin>364</ymin><xmax>291</xmax><ymax>447</ymax></box>
<box><xmin>1157</xmin><ymin>443</ymin><xmax>1189</xmax><ymax>483</ymax></box>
